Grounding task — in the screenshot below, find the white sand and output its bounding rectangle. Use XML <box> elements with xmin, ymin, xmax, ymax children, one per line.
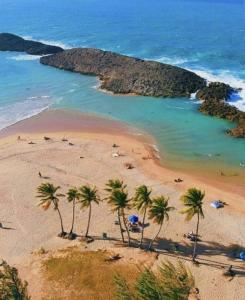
<box><xmin>0</xmin><ymin>110</ymin><xmax>244</xmax><ymax>299</ymax></box>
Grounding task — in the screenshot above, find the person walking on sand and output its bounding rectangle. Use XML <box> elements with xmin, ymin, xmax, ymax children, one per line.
<box><xmin>38</xmin><ymin>172</ymin><xmax>42</xmax><ymax>178</ymax></box>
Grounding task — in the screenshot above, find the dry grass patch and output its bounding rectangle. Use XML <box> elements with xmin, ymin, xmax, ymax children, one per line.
<box><xmin>42</xmin><ymin>247</ymin><xmax>140</xmax><ymax>300</ymax></box>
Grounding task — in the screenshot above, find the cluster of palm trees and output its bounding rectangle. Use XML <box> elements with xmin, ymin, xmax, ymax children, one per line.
<box><xmin>37</xmin><ymin>183</ymin><xmax>100</xmax><ymax>239</ymax></box>
<box><xmin>37</xmin><ymin>179</ymin><xmax>205</xmax><ymax>261</ymax></box>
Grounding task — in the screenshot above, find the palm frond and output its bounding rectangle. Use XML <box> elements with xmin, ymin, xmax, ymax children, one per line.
<box><xmin>105</xmin><ymin>179</ymin><xmax>127</xmax><ymax>192</ymax></box>
<box><xmin>148</xmin><ymin>196</ymin><xmax>174</xmax><ymax>225</ymax></box>
<box><xmin>67</xmin><ymin>187</ymin><xmax>79</xmax><ymax>202</ymax></box>
<box><xmin>180</xmin><ymin>188</ymin><xmax>205</xmax><ymax>221</ymax></box>
<box><xmin>107</xmin><ymin>188</ymin><xmax>131</xmax><ymax>211</ymax></box>
<box><xmin>133</xmin><ymin>185</ymin><xmax>152</xmax><ymax>212</ymax></box>
<box><xmin>36</xmin><ymin>182</ymin><xmax>61</xmax><ymax>211</ymax></box>
<box><xmin>79</xmin><ymin>185</ymin><xmax>100</xmax><ymax>208</ymax></box>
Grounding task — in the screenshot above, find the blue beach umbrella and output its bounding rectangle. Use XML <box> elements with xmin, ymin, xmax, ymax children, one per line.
<box><xmin>128</xmin><ymin>215</ymin><xmax>138</xmax><ymax>224</ymax></box>
<box><xmin>239</xmin><ymin>251</ymin><xmax>245</xmax><ymax>261</ymax></box>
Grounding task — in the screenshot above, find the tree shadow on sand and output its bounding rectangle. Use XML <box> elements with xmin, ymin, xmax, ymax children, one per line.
<box><xmin>139</xmin><ymin>237</ymin><xmax>245</xmax><ymax>276</ymax></box>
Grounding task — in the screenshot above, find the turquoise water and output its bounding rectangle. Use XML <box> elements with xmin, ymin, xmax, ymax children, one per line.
<box><xmin>0</xmin><ymin>0</ymin><xmax>245</xmax><ymax>172</ymax></box>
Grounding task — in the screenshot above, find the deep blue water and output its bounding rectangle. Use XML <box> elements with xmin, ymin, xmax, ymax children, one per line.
<box><xmin>0</xmin><ymin>0</ymin><xmax>245</xmax><ymax>172</ymax></box>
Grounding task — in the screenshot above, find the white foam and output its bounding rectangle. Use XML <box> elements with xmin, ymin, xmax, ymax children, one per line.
<box><xmin>187</xmin><ymin>68</ymin><xmax>245</xmax><ymax>111</ymax></box>
<box><xmin>190</xmin><ymin>92</ymin><xmax>197</xmax><ymax>99</ymax></box>
<box><xmin>21</xmin><ymin>35</ymin><xmax>71</xmax><ymax>49</ymax></box>
<box><xmin>153</xmin><ymin>56</ymin><xmax>191</xmax><ymax>65</ymax></box>
<box><xmin>8</xmin><ymin>54</ymin><xmax>41</xmax><ymax>61</ymax></box>
<box><xmin>148</xmin><ymin>54</ymin><xmax>245</xmax><ymax>111</ymax></box>
<box><xmin>38</xmin><ymin>39</ymin><xmax>71</xmax><ymax>50</ymax></box>
<box><xmin>0</xmin><ymin>95</ymin><xmax>53</xmax><ymax>130</ymax></box>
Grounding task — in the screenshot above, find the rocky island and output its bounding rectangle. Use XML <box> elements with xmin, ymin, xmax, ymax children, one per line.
<box><xmin>40</xmin><ymin>48</ymin><xmax>244</xmax><ymax>137</ymax></box>
<box><xmin>0</xmin><ymin>33</ymin><xmax>64</xmax><ymax>55</ymax></box>
<box><xmin>1</xmin><ymin>33</ymin><xmax>244</xmax><ymax>137</ymax></box>
<box><xmin>40</xmin><ymin>48</ymin><xmax>206</xmax><ymax>98</ymax></box>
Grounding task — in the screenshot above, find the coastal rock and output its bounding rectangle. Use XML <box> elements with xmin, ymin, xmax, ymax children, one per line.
<box><xmin>0</xmin><ymin>33</ymin><xmax>64</xmax><ymax>55</ymax></box>
<box><xmin>199</xmin><ymin>99</ymin><xmax>240</xmax><ymax>121</ymax></box>
<box><xmin>196</xmin><ymin>82</ymin><xmax>234</xmax><ymax>102</ymax></box>
<box><xmin>227</xmin><ymin>124</ymin><xmax>245</xmax><ymax>138</ymax></box>
<box><xmin>40</xmin><ymin>48</ymin><xmax>206</xmax><ymax>97</ymax></box>
<box><xmin>197</xmin><ymin>82</ymin><xmax>245</xmax><ymax>138</ymax></box>
<box><xmin>199</xmin><ymin>99</ymin><xmax>245</xmax><ymax>138</ymax></box>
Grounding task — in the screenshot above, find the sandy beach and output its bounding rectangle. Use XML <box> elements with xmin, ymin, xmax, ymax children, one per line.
<box><xmin>0</xmin><ymin>109</ymin><xmax>244</xmax><ymax>299</ymax></box>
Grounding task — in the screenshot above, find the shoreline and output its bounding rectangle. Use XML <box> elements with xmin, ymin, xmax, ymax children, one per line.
<box><xmin>1</xmin><ymin>108</ymin><xmax>245</xmax><ymax>212</ymax></box>
<box><xmin>0</xmin><ymin>108</ymin><xmax>244</xmax><ymax>300</ymax></box>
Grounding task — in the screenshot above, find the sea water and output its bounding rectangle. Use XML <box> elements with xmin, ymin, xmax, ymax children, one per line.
<box><xmin>0</xmin><ymin>0</ymin><xmax>244</xmax><ymax>173</ymax></box>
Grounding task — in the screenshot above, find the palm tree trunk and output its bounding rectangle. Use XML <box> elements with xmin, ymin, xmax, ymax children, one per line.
<box><xmin>148</xmin><ymin>221</ymin><xmax>163</xmax><ymax>250</ymax></box>
<box><xmin>57</xmin><ymin>207</ymin><xmax>64</xmax><ymax>234</ymax></box>
<box><xmin>70</xmin><ymin>199</ymin><xmax>75</xmax><ymax>234</ymax></box>
<box><xmin>140</xmin><ymin>207</ymin><xmax>147</xmax><ymax>248</ymax></box>
<box><xmin>85</xmin><ymin>203</ymin><xmax>91</xmax><ymax>237</ymax></box>
<box><xmin>122</xmin><ymin>209</ymin><xmax>131</xmax><ymax>246</ymax></box>
<box><xmin>192</xmin><ymin>212</ymin><xmax>200</xmax><ymax>261</ymax></box>
<box><xmin>118</xmin><ymin>209</ymin><xmax>125</xmax><ymax>243</ymax></box>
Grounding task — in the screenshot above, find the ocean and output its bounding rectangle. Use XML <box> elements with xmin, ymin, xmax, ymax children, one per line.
<box><xmin>0</xmin><ymin>0</ymin><xmax>245</xmax><ymax>174</ymax></box>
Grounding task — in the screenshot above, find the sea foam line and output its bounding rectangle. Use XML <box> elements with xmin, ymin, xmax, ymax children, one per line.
<box><xmin>0</xmin><ymin>95</ymin><xmax>53</xmax><ymax>131</ymax></box>
<box><xmin>8</xmin><ymin>54</ymin><xmax>41</xmax><ymax>61</ymax></box>
<box><xmin>188</xmin><ymin>68</ymin><xmax>245</xmax><ymax>111</ymax></box>
<box><xmin>22</xmin><ymin>35</ymin><xmax>71</xmax><ymax>49</ymax></box>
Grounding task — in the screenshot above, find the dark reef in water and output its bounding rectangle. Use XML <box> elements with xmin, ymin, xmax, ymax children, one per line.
<box><xmin>197</xmin><ymin>83</ymin><xmax>245</xmax><ymax>138</ymax></box>
<box><xmin>196</xmin><ymin>82</ymin><xmax>234</xmax><ymax>102</ymax></box>
<box><xmin>1</xmin><ymin>33</ymin><xmax>244</xmax><ymax>138</ymax></box>
<box><xmin>40</xmin><ymin>48</ymin><xmax>206</xmax><ymax>98</ymax></box>
<box><xmin>0</xmin><ymin>33</ymin><xmax>64</xmax><ymax>55</ymax></box>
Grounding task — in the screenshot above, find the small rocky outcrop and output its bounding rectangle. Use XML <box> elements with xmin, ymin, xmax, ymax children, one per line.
<box><xmin>197</xmin><ymin>82</ymin><xmax>245</xmax><ymax>138</ymax></box>
<box><xmin>196</xmin><ymin>82</ymin><xmax>234</xmax><ymax>101</ymax></box>
<box><xmin>199</xmin><ymin>99</ymin><xmax>240</xmax><ymax>122</ymax></box>
<box><xmin>0</xmin><ymin>33</ymin><xmax>64</xmax><ymax>55</ymax></box>
<box><xmin>199</xmin><ymin>99</ymin><xmax>245</xmax><ymax>138</ymax></box>
<box><xmin>228</xmin><ymin>122</ymin><xmax>245</xmax><ymax>138</ymax></box>
<box><xmin>40</xmin><ymin>48</ymin><xmax>206</xmax><ymax>97</ymax></box>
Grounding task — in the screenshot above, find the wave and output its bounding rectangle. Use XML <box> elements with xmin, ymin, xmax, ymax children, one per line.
<box><xmin>0</xmin><ymin>95</ymin><xmax>53</xmax><ymax>130</ymax></box>
<box><xmin>188</xmin><ymin>68</ymin><xmax>245</xmax><ymax>111</ymax></box>
<box><xmin>22</xmin><ymin>35</ymin><xmax>71</xmax><ymax>49</ymax></box>
<box><xmin>151</xmin><ymin>55</ymin><xmax>191</xmax><ymax>65</ymax></box>
<box><xmin>38</xmin><ymin>39</ymin><xmax>71</xmax><ymax>49</ymax></box>
<box><xmin>8</xmin><ymin>54</ymin><xmax>41</xmax><ymax>61</ymax></box>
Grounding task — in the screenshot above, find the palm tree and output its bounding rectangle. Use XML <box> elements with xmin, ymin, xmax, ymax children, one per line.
<box><xmin>105</xmin><ymin>179</ymin><xmax>127</xmax><ymax>194</ymax></box>
<box><xmin>148</xmin><ymin>196</ymin><xmax>174</xmax><ymax>250</ymax></box>
<box><xmin>108</xmin><ymin>188</ymin><xmax>131</xmax><ymax>246</ymax></box>
<box><xmin>67</xmin><ymin>187</ymin><xmax>80</xmax><ymax>239</ymax></box>
<box><xmin>37</xmin><ymin>183</ymin><xmax>66</xmax><ymax>237</ymax></box>
<box><xmin>79</xmin><ymin>185</ymin><xmax>100</xmax><ymax>237</ymax></box>
<box><xmin>134</xmin><ymin>185</ymin><xmax>152</xmax><ymax>248</ymax></box>
<box><xmin>180</xmin><ymin>188</ymin><xmax>205</xmax><ymax>261</ymax></box>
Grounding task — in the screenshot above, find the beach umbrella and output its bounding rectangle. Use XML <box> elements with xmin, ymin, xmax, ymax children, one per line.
<box><xmin>210</xmin><ymin>201</ymin><xmax>223</xmax><ymax>209</ymax></box>
<box><xmin>239</xmin><ymin>251</ymin><xmax>245</xmax><ymax>261</ymax></box>
<box><xmin>128</xmin><ymin>215</ymin><xmax>138</xmax><ymax>224</ymax></box>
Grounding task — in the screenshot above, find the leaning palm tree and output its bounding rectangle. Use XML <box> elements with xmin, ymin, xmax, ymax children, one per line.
<box><xmin>108</xmin><ymin>188</ymin><xmax>131</xmax><ymax>245</ymax></box>
<box><xmin>134</xmin><ymin>185</ymin><xmax>152</xmax><ymax>248</ymax></box>
<box><xmin>67</xmin><ymin>187</ymin><xmax>80</xmax><ymax>239</ymax></box>
<box><xmin>79</xmin><ymin>185</ymin><xmax>100</xmax><ymax>237</ymax></box>
<box><xmin>37</xmin><ymin>183</ymin><xmax>66</xmax><ymax>237</ymax></box>
<box><xmin>148</xmin><ymin>196</ymin><xmax>174</xmax><ymax>250</ymax></box>
<box><xmin>180</xmin><ymin>188</ymin><xmax>205</xmax><ymax>261</ymax></box>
